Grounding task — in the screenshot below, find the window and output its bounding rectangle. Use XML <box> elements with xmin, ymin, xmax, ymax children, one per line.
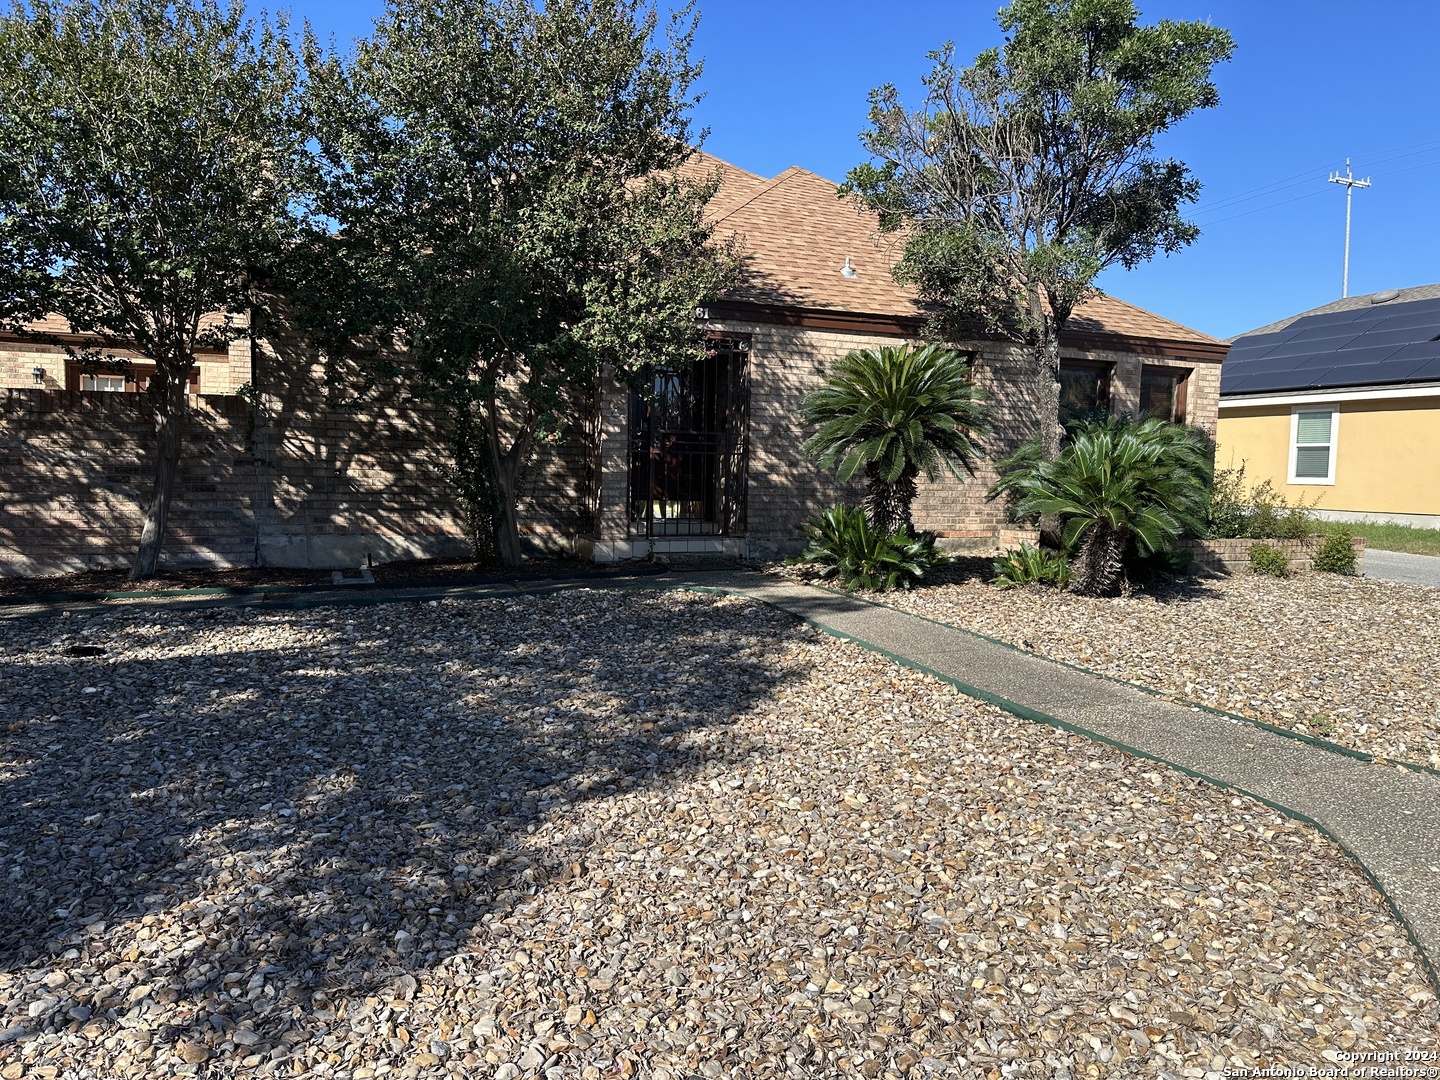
<box><xmin>67</xmin><ymin>362</ymin><xmax>200</xmax><ymax>394</ymax></box>
<box><xmin>1058</xmin><ymin>361</ymin><xmax>1111</xmax><ymax>427</ymax></box>
<box><xmin>80</xmin><ymin>373</ymin><xmax>126</xmax><ymax>393</ymax></box>
<box><xmin>1289</xmin><ymin>408</ymin><xmax>1337</xmax><ymax>485</ymax></box>
<box><xmin>1140</xmin><ymin>366</ymin><xmax>1189</xmax><ymax>423</ymax></box>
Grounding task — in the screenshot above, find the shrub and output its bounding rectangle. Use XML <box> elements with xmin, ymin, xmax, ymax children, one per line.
<box><xmin>1246</xmin><ymin>479</ymin><xmax>1315</xmax><ymax>539</ymax></box>
<box><xmin>1249</xmin><ymin>541</ymin><xmax>1290</xmax><ymax>577</ymax></box>
<box><xmin>802</xmin><ymin>345</ymin><xmax>991</xmax><ymax>536</ymax></box>
<box><xmin>991</xmin><ymin>415</ymin><xmax>1213</xmax><ymax>596</ymax></box>
<box><xmin>992</xmin><ymin>543</ymin><xmax>1072</xmax><ymax>589</ymax></box>
<box><xmin>1208</xmin><ymin>463</ymin><xmax>1317</xmax><ymax>540</ymax></box>
<box><xmin>1126</xmin><ymin>545</ymin><xmax>1194</xmax><ymax>585</ymax></box>
<box><xmin>791</xmin><ymin>504</ymin><xmax>940</xmax><ymax>591</ymax></box>
<box><xmin>1312</xmin><ymin>533</ymin><xmax>1357</xmax><ymax>574</ymax></box>
<box><xmin>1206</xmin><ymin>464</ymin><xmax>1250</xmax><ymax>539</ymax></box>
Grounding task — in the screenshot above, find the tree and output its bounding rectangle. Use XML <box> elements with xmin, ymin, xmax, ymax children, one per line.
<box><xmin>802</xmin><ymin>344</ymin><xmax>990</xmax><ymax>536</ymax></box>
<box><xmin>0</xmin><ymin>0</ymin><xmax>306</xmax><ymax>579</ymax></box>
<box><xmin>991</xmin><ymin>414</ymin><xmax>1212</xmax><ymax>595</ymax></box>
<box><xmin>296</xmin><ymin>0</ymin><xmax>737</xmax><ymax>567</ymax></box>
<box><xmin>843</xmin><ymin>0</ymin><xmax>1233</xmax><ymax>461</ymax></box>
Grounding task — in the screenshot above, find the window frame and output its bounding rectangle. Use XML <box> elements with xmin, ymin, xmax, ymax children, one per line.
<box><xmin>1058</xmin><ymin>359</ymin><xmax>1112</xmax><ymax>427</ymax></box>
<box><xmin>1288</xmin><ymin>406</ymin><xmax>1338</xmax><ymax>485</ymax></box>
<box><xmin>80</xmin><ymin>373</ymin><xmax>128</xmax><ymax>393</ymax></box>
<box><xmin>1139</xmin><ymin>364</ymin><xmax>1190</xmax><ymax>424</ymax></box>
<box><xmin>67</xmin><ymin>361</ymin><xmax>200</xmax><ymax>395</ymax></box>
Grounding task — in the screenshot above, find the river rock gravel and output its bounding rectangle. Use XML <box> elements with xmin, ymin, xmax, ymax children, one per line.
<box><xmin>0</xmin><ymin>590</ymin><xmax>1435</xmax><ymax>1079</ymax></box>
<box><xmin>835</xmin><ymin>567</ymin><xmax>1440</xmax><ymax>772</ymax></box>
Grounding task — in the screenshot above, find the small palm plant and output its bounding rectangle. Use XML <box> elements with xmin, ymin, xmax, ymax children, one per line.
<box><xmin>802</xmin><ymin>345</ymin><xmax>991</xmax><ymax>535</ymax></box>
<box><xmin>792</xmin><ymin>504</ymin><xmax>939</xmax><ymax>591</ymax></box>
<box><xmin>991</xmin><ymin>415</ymin><xmax>1212</xmax><ymax>596</ymax></box>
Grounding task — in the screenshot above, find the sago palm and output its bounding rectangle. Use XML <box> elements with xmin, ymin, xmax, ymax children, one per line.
<box><xmin>802</xmin><ymin>344</ymin><xmax>991</xmax><ymax>535</ymax></box>
<box><xmin>991</xmin><ymin>415</ymin><xmax>1212</xmax><ymax>596</ymax></box>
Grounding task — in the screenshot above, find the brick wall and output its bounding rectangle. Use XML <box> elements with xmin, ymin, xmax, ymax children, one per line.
<box><xmin>512</xmin><ymin>391</ymin><xmax>598</xmax><ymax>551</ymax></box>
<box><xmin>0</xmin><ymin>312</ymin><xmax>477</xmax><ymax>577</ymax></box>
<box><xmin>1</xmin><ymin>303</ymin><xmax>1225</xmax><ymax>574</ymax></box>
<box><xmin>0</xmin><ymin>312</ymin><xmax>253</xmax><ymax>397</ymax></box>
<box><xmin>0</xmin><ymin>391</ymin><xmax>260</xmax><ymax>576</ymax></box>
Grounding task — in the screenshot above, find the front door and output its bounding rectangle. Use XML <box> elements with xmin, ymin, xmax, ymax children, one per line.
<box><xmin>628</xmin><ymin>336</ymin><xmax>750</xmax><ymax>537</ymax></box>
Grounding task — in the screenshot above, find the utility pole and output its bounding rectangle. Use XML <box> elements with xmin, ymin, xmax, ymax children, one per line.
<box><xmin>1329</xmin><ymin>158</ymin><xmax>1371</xmax><ymax>298</ymax></box>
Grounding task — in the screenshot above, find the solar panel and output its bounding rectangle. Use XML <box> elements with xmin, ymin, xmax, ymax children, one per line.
<box><xmin>1373</xmin><ymin>310</ymin><xmax>1440</xmax><ymax>333</ymax></box>
<box><xmin>1223</xmin><ymin>296</ymin><xmax>1440</xmax><ymax>395</ymax></box>
<box><xmin>1387</xmin><ymin>340</ymin><xmax>1440</xmax><ymax>362</ymax></box>
<box><xmin>1259</xmin><ymin>333</ymin><xmax>1365</xmax><ymax>358</ymax></box>
<box><xmin>1400</xmin><ymin>358</ymin><xmax>1440</xmax><ymax>383</ymax></box>
<box><xmin>1333</xmin><ymin>327</ymin><xmax>1427</xmax><ymax>349</ymax></box>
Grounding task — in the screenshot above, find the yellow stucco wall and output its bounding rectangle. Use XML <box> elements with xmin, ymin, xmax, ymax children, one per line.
<box><xmin>1216</xmin><ymin>396</ymin><xmax>1440</xmax><ymax>516</ymax></box>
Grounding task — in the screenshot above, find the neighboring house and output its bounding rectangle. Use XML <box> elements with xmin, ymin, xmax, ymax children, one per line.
<box><xmin>1216</xmin><ymin>284</ymin><xmax>1440</xmax><ymax>528</ymax></box>
<box><xmin>559</xmin><ymin>152</ymin><xmax>1227</xmax><ymax>560</ymax></box>
<box><xmin>0</xmin><ymin>313</ymin><xmax>252</xmax><ymax>396</ymax></box>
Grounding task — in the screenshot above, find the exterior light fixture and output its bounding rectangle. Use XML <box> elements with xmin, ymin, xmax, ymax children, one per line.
<box><xmin>31</xmin><ymin>366</ymin><xmax>44</xmax><ymax>384</ymax></box>
<box><xmin>840</xmin><ymin>257</ymin><xmax>857</xmax><ymax>279</ymax></box>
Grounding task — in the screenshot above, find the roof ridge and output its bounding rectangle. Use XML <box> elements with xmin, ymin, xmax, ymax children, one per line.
<box><xmin>1233</xmin><ymin>282</ymin><xmax>1440</xmax><ymax>341</ymax></box>
<box><xmin>710</xmin><ymin>165</ymin><xmax>806</xmax><ymax>226</ymax></box>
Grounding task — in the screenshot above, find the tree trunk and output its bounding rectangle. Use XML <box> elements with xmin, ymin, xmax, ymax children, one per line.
<box><xmin>863</xmin><ymin>463</ymin><xmax>918</xmax><ymax>536</ymax></box>
<box><xmin>130</xmin><ymin>366</ymin><xmax>188</xmax><ymax>581</ymax></box>
<box><xmin>450</xmin><ymin>400</ymin><xmax>500</xmax><ymax>565</ymax></box>
<box><xmin>492</xmin><ymin>444</ymin><xmax>524</xmax><ymax>568</ymax></box>
<box><xmin>1038</xmin><ymin>320</ymin><xmax>1063</xmax><ymax>461</ymax></box>
<box><xmin>478</xmin><ymin>391</ymin><xmax>533</xmax><ymax>569</ymax></box>
<box><xmin>1036</xmin><ymin>318</ymin><xmax>1065</xmax><ymax>548</ymax></box>
<box><xmin>1072</xmin><ymin>523</ymin><xmax>1128</xmax><ymax>596</ymax></box>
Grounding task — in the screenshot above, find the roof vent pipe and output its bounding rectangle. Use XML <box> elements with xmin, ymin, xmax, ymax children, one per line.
<box><xmin>1371</xmin><ymin>289</ymin><xmax>1400</xmax><ymax>304</ymax></box>
<box><xmin>840</xmin><ymin>256</ymin><xmax>857</xmax><ymax>279</ymax></box>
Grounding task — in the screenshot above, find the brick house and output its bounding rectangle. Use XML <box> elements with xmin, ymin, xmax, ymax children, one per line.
<box><xmin>0</xmin><ymin>313</ymin><xmax>252</xmax><ymax>396</ymax></box>
<box><xmin>0</xmin><ymin>150</ymin><xmax>1226</xmax><ymax>575</ymax></box>
<box><xmin>567</xmin><ymin>153</ymin><xmax>1228</xmax><ymax>561</ymax></box>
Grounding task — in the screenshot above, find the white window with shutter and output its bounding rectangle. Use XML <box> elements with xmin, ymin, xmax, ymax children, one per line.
<box><xmin>1289</xmin><ymin>407</ymin><xmax>1337</xmax><ymax>485</ymax></box>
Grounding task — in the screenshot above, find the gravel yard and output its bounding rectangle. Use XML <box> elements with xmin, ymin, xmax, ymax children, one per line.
<box><xmin>1</xmin><ymin>590</ymin><xmax>1435</xmax><ymax>1079</ymax></box>
<box><xmin>854</xmin><ymin>567</ymin><xmax>1440</xmax><ymax>772</ymax></box>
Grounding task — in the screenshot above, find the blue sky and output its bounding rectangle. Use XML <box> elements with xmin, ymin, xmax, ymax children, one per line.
<box><xmin>300</xmin><ymin>1</ymin><xmax>1440</xmax><ymax>341</ymax></box>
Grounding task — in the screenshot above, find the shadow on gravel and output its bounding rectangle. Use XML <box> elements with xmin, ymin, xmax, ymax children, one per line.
<box><xmin>0</xmin><ymin>590</ymin><xmax>799</xmax><ymax>1061</ymax></box>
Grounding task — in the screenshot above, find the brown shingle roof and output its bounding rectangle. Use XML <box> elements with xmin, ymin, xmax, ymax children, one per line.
<box><xmin>5</xmin><ymin>311</ymin><xmax>237</xmax><ymax>347</ymax></box>
<box><xmin>1065</xmin><ymin>293</ymin><xmax>1220</xmax><ymax>348</ymax></box>
<box><xmin>699</xmin><ymin>152</ymin><xmax>1221</xmax><ymax>351</ymax></box>
<box><xmin>711</xmin><ymin>165</ymin><xmax>923</xmax><ymax>318</ymax></box>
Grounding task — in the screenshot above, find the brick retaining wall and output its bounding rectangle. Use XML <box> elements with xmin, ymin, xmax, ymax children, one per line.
<box><xmin>1179</xmin><ymin>536</ymin><xmax>1367</xmax><ymax>575</ymax></box>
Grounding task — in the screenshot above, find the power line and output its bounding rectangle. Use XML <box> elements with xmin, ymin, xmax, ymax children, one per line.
<box><xmin>1189</xmin><ymin>135</ymin><xmax>1440</xmax><ymax>218</ymax></box>
<box><xmin>1196</xmin><ymin>187</ymin><xmax>1328</xmax><ymax>227</ymax></box>
<box><xmin>1190</xmin><ymin>152</ymin><xmax>1440</xmax><ymax>230</ymax></box>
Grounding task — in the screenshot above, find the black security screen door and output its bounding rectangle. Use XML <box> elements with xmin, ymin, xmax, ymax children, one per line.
<box><xmin>628</xmin><ymin>336</ymin><xmax>750</xmax><ymax>537</ymax></box>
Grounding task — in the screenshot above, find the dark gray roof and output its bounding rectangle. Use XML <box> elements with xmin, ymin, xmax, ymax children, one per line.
<box><xmin>1222</xmin><ymin>284</ymin><xmax>1440</xmax><ymax>396</ymax></box>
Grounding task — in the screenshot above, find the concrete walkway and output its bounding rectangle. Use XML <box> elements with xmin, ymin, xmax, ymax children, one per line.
<box><xmin>1365</xmin><ymin>548</ymin><xmax>1440</xmax><ymax>588</ymax></box>
<box><xmin>6</xmin><ymin>568</ymin><xmax>1439</xmax><ymax>989</ymax></box>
